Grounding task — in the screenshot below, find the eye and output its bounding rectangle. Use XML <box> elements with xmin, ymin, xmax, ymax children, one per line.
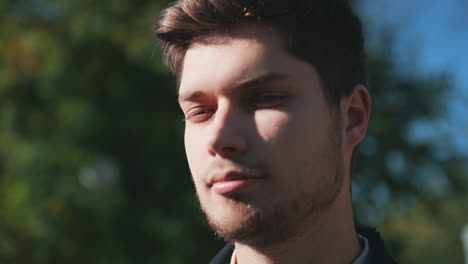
<box><xmin>251</xmin><ymin>93</ymin><xmax>290</xmax><ymax>109</ymax></box>
<box><xmin>185</xmin><ymin>107</ymin><xmax>215</xmax><ymax>123</ymax></box>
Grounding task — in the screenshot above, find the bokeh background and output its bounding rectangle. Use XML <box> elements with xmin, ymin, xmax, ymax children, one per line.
<box><xmin>0</xmin><ymin>0</ymin><xmax>466</xmax><ymax>263</ymax></box>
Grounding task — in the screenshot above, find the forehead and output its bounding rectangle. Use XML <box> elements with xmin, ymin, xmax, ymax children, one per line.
<box><xmin>179</xmin><ymin>25</ymin><xmax>293</xmax><ymax>94</ymax></box>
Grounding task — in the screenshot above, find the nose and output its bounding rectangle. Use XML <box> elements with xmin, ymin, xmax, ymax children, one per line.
<box><xmin>207</xmin><ymin>102</ymin><xmax>247</xmax><ymax>158</ymax></box>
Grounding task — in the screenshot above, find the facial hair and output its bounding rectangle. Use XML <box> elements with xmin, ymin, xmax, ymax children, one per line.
<box><xmin>197</xmin><ymin>116</ymin><xmax>345</xmax><ymax>249</ymax></box>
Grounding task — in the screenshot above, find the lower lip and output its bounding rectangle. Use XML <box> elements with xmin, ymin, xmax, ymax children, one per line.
<box><xmin>211</xmin><ymin>179</ymin><xmax>258</xmax><ymax>195</ymax></box>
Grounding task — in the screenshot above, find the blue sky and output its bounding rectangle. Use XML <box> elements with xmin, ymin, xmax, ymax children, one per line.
<box><xmin>358</xmin><ymin>0</ymin><xmax>468</xmax><ymax>158</ymax></box>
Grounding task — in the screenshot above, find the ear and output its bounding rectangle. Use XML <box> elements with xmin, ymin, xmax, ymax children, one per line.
<box><xmin>342</xmin><ymin>85</ymin><xmax>371</xmax><ymax>152</ymax></box>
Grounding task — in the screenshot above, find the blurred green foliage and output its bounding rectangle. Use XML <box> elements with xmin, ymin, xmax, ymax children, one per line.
<box><xmin>0</xmin><ymin>0</ymin><xmax>466</xmax><ymax>263</ymax></box>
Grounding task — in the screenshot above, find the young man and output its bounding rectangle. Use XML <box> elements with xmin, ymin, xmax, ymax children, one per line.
<box><xmin>154</xmin><ymin>0</ymin><xmax>395</xmax><ymax>263</ymax></box>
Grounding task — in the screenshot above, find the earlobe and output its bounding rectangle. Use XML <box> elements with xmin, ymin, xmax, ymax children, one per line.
<box><xmin>343</xmin><ymin>85</ymin><xmax>371</xmax><ymax>148</ymax></box>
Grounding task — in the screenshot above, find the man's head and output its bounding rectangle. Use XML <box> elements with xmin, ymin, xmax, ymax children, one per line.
<box><xmin>155</xmin><ymin>0</ymin><xmax>366</xmax><ymax>108</ymax></box>
<box><xmin>154</xmin><ymin>0</ymin><xmax>371</xmax><ymax>248</ymax></box>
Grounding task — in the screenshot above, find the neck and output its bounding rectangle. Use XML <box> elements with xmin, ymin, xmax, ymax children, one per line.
<box><xmin>234</xmin><ymin>191</ymin><xmax>361</xmax><ymax>264</ymax></box>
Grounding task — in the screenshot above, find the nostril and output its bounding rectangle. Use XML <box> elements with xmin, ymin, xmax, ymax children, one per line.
<box><xmin>223</xmin><ymin>146</ymin><xmax>237</xmax><ymax>153</ymax></box>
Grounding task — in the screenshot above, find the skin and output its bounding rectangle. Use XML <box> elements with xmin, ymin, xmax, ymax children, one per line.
<box><xmin>178</xmin><ymin>25</ymin><xmax>371</xmax><ymax>264</ymax></box>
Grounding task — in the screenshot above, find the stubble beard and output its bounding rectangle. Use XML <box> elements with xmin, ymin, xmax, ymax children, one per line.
<box><xmin>198</xmin><ymin>119</ymin><xmax>345</xmax><ymax>249</ymax></box>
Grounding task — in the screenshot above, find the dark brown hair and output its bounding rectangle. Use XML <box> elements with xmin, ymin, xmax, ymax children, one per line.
<box><xmin>154</xmin><ymin>0</ymin><xmax>366</xmax><ymax>107</ymax></box>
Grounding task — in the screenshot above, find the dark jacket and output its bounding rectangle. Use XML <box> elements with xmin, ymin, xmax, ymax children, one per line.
<box><xmin>209</xmin><ymin>227</ymin><xmax>396</xmax><ymax>264</ymax></box>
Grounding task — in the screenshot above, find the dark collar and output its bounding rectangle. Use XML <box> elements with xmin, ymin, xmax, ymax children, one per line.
<box><xmin>355</xmin><ymin>226</ymin><xmax>396</xmax><ymax>264</ymax></box>
<box><xmin>209</xmin><ymin>243</ymin><xmax>234</xmax><ymax>264</ymax></box>
<box><xmin>209</xmin><ymin>227</ymin><xmax>396</xmax><ymax>264</ymax></box>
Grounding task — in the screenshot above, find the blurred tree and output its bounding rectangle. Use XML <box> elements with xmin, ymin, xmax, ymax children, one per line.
<box><xmin>353</xmin><ymin>33</ymin><xmax>466</xmax><ymax>263</ymax></box>
<box><xmin>1</xmin><ymin>1</ymin><xmax>223</xmax><ymax>263</ymax></box>
<box><xmin>0</xmin><ymin>0</ymin><xmax>465</xmax><ymax>263</ymax></box>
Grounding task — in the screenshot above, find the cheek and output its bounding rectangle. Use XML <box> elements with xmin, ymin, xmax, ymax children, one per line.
<box><xmin>254</xmin><ymin>108</ymin><xmax>323</xmax><ymax>146</ymax></box>
<box><xmin>184</xmin><ymin>128</ymin><xmax>205</xmax><ymax>180</ymax></box>
<box><xmin>255</xmin><ymin>108</ymin><xmax>333</xmax><ymax>182</ymax></box>
<box><xmin>254</xmin><ymin>110</ymin><xmax>291</xmax><ymax>142</ymax></box>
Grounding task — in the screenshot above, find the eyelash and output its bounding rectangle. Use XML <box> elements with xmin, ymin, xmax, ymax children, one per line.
<box><xmin>251</xmin><ymin>94</ymin><xmax>289</xmax><ymax>107</ymax></box>
<box><xmin>183</xmin><ymin>93</ymin><xmax>290</xmax><ymax>122</ymax></box>
<box><xmin>184</xmin><ymin>107</ymin><xmax>214</xmax><ymax>122</ymax></box>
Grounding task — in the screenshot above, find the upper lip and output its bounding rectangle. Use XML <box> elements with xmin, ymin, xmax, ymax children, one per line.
<box><xmin>209</xmin><ymin>170</ymin><xmax>264</xmax><ymax>186</ymax></box>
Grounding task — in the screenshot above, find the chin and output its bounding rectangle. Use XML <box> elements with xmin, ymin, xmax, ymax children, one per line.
<box><xmin>199</xmin><ymin>180</ymin><xmax>343</xmax><ymax>248</ymax></box>
<box><xmin>201</xmin><ymin>198</ymin><xmax>296</xmax><ymax>248</ymax></box>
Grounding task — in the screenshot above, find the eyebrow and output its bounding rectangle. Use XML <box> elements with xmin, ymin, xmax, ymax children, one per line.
<box><xmin>177</xmin><ymin>72</ymin><xmax>290</xmax><ymax>104</ymax></box>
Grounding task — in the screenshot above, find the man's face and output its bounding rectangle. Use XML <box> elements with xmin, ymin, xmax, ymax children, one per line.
<box><xmin>178</xmin><ymin>25</ymin><xmax>346</xmax><ymax>247</ymax></box>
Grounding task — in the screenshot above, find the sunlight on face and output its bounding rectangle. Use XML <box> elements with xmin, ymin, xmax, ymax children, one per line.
<box><xmin>179</xmin><ymin>25</ymin><xmax>345</xmax><ymax>247</ymax></box>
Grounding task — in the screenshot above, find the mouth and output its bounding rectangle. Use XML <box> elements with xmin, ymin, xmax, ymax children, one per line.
<box><xmin>209</xmin><ymin>171</ymin><xmax>263</xmax><ymax>196</ymax></box>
